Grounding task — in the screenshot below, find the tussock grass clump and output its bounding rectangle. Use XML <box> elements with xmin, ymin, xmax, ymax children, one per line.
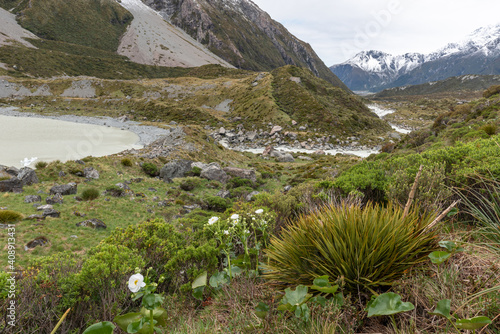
<box><xmin>264</xmin><ymin>202</ymin><xmax>438</xmax><ymax>291</ymax></box>
<box><xmin>81</xmin><ymin>187</ymin><xmax>99</xmax><ymax>201</ymax></box>
<box><xmin>35</xmin><ymin>161</ymin><xmax>48</xmax><ymax>169</ymax></box>
<box><xmin>0</xmin><ymin>210</ymin><xmax>24</xmax><ymax>223</ymax></box>
<box><xmin>120</xmin><ymin>158</ymin><xmax>133</xmax><ymax>167</ymax></box>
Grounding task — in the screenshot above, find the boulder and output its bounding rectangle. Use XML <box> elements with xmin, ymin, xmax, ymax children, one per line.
<box><xmin>223</xmin><ymin>167</ymin><xmax>257</xmax><ymax>183</ymax></box>
<box><xmin>25</xmin><ymin>236</ymin><xmax>49</xmax><ymax>250</ymax></box>
<box><xmin>43</xmin><ymin>208</ymin><xmax>60</xmax><ymax>218</ymax></box>
<box><xmin>262</xmin><ymin>145</ymin><xmax>274</xmax><ymax>156</ymax></box>
<box><xmin>200</xmin><ymin>163</ymin><xmax>229</xmax><ymax>183</ymax></box>
<box><xmin>25</xmin><ymin>214</ymin><xmax>46</xmax><ymax>221</ymax></box>
<box><xmin>37</xmin><ymin>204</ymin><xmax>53</xmax><ymax>211</ymax></box>
<box><xmin>46</xmin><ymin>193</ymin><xmax>63</xmax><ymax>204</ymax></box>
<box><xmin>17</xmin><ymin>167</ymin><xmax>39</xmax><ymax>186</ymax></box>
<box><xmin>269</xmin><ymin>125</ymin><xmax>283</xmax><ymax>136</ymax></box>
<box><xmin>246</xmin><ymin>191</ymin><xmax>260</xmax><ymax>202</ymax></box>
<box><xmin>159</xmin><ymin>160</ymin><xmax>193</xmax><ymax>182</ymax></box>
<box><xmin>115</xmin><ymin>182</ymin><xmax>131</xmax><ymax>190</ymax></box>
<box><xmin>76</xmin><ymin>218</ymin><xmax>107</xmax><ymax>229</ymax></box>
<box><xmin>215</xmin><ymin>190</ymin><xmax>231</xmax><ymax>199</ymax></box>
<box><xmin>24</xmin><ymin>195</ymin><xmax>42</xmax><ymax>203</ymax></box>
<box><xmin>83</xmin><ymin>167</ymin><xmax>100</xmax><ymax>179</ymax></box>
<box><xmin>50</xmin><ymin>183</ymin><xmax>77</xmax><ymax>196</ymax></box>
<box><xmin>270</xmin><ymin>150</ymin><xmax>295</xmax><ymax>162</ymax></box>
<box><xmin>0</xmin><ymin>178</ymin><xmax>23</xmax><ymax>193</ymax></box>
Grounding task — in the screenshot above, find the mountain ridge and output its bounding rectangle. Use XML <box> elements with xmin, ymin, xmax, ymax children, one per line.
<box><xmin>330</xmin><ymin>23</ymin><xmax>500</xmax><ymax>92</ymax></box>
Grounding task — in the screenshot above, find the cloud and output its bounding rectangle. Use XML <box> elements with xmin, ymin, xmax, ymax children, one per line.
<box><xmin>251</xmin><ymin>0</ymin><xmax>500</xmax><ymax>65</ymax></box>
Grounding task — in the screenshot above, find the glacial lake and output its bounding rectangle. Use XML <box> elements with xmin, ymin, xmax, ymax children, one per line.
<box><xmin>0</xmin><ymin>115</ymin><xmax>142</xmax><ymax>168</ymax></box>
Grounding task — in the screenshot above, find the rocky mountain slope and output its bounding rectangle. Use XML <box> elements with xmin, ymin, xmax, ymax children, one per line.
<box><xmin>0</xmin><ymin>0</ymin><xmax>347</xmax><ymax>90</ymax></box>
<box><xmin>141</xmin><ymin>0</ymin><xmax>348</xmax><ymax>89</ymax></box>
<box><xmin>331</xmin><ymin>24</ymin><xmax>500</xmax><ymax>92</ymax></box>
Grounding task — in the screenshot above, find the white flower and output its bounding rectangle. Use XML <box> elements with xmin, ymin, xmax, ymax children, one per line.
<box><xmin>223</xmin><ymin>230</ymin><xmax>230</xmax><ymax>235</ymax></box>
<box><xmin>230</xmin><ymin>214</ymin><xmax>240</xmax><ymax>221</ymax></box>
<box><xmin>128</xmin><ymin>273</ymin><xmax>146</xmax><ymax>293</ymax></box>
<box><xmin>208</xmin><ymin>216</ymin><xmax>219</xmax><ymax>225</ymax></box>
<box><xmin>244</xmin><ymin>230</ymin><xmax>250</xmax><ymax>234</ymax></box>
<box><xmin>255</xmin><ymin>209</ymin><xmax>264</xmax><ymax>214</ymax></box>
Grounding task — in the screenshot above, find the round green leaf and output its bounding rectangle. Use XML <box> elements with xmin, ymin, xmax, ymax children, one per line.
<box><xmin>192</xmin><ymin>271</ymin><xmax>207</xmax><ymax>289</ymax></box>
<box><xmin>367</xmin><ymin>292</ymin><xmax>415</xmax><ymax>317</ymax></box>
<box><xmin>429</xmin><ymin>299</ymin><xmax>451</xmax><ymax>319</ymax></box>
<box><xmin>455</xmin><ymin>316</ymin><xmax>492</xmax><ymax>330</ymax></box>
<box><xmin>255</xmin><ymin>302</ymin><xmax>270</xmax><ymax>319</ymax></box>
<box><xmin>113</xmin><ymin>313</ymin><xmax>142</xmax><ymax>332</ymax></box>
<box><xmin>428</xmin><ymin>251</ymin><xmax>451</xmax><ymax>264</ymax></box>
<box><xmin>82</xmin><ymin>322</ymin><xmax>116</xmax><ymax>334</ymax></box>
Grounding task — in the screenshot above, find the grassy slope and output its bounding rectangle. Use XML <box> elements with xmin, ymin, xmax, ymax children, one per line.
<box><xmin>1</xmin><ymin>0</ymin><xmax>132</xmax><ymax>52</ymax></box>
<box><xmin>0</xmin><ymin>65</ymin><xmax>391</xmax><ymax>143</ymax></box>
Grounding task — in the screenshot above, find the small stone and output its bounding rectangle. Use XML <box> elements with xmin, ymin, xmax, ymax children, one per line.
<box><xmin>46</xmin><ymin>193</ymin><xmax>63</xmax><ymax>204</ymax></box>
<box><xmin>43</xmin><ymin>208</ymin><xmax>60</xmax><ymax>218</ymax></box>
<box><xmin>37</xmin><ymin>204</ymin><xmax>53</xmax><ymax>211</ymax></box>
<box><xmin>76</xmin><ymin>218</ymin><xmax>107</xmax><ymax>229</ymax></box>
<box><xmin>25</xmin><ymin>236</ymin><xmax>49</xmax><ymax>250</ymax></box>
<box><xmin>24</xmin><ymin>195</ymin><xmax>42</xmax><ymax>203</ymax></box>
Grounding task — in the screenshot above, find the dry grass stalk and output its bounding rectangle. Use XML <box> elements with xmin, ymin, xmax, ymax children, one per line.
<box><xmin>424</xmin><ymin>200</ymin><xmax>460</xmax><ymax>232</ymax></box>
<box><xmin>403</xmin><ymin>164</ymin><xmax>424</xmax><ymax>218</ymax></box>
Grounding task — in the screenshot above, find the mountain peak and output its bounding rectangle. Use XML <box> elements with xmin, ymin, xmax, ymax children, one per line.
<box><xmin>331</xmin><ymin>22</ymin><xmax>500</xmax><ymax>92</ymax></box>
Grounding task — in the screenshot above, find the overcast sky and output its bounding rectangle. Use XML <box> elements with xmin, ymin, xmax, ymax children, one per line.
<box><xmin>251</xmin><ymin>0</ymin><xmax>500</xmax><ymax>66</ymax></box>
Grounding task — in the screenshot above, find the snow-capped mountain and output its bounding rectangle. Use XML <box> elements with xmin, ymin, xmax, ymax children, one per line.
<box><xmin>330</xmin><ymin>24</ymin><xmax>500</xmax><ymax>92</ymax></box>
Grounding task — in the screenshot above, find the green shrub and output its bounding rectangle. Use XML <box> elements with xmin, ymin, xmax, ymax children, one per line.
<box><xmin>179</xmin><ymin>177</ymin><xmax>202</xmax><ymax>191</ymax></box>
<box><xmin>229</xmin><ymin>186</ymin><xmax>254</xmax><ymax>199</ymax></box>
<box><xmin>204</xmin><ymin>196</ymin><xmax>231</xmax><ymax>212</ymax></box>
<box><xmin>81</xmin><ymin>187</ymin><xmax>100</xmax><ymax>201</ymax></box>
<box><xmin>35</xmin><ymin>161</ymin><xmax>48</xmax><ymax>169</ymax></box>
<box><xmin>78</xmin><ymin>244</ymin><xmax>144</xmax><ymax>293</ymax></box>
<box><xmin>227</xmin><ymin>177</ymin><xmax>254</xmax><ymax>189</ymax></box>
<box><xmin>0</xmin><ymin>210</ymin><xmax>24</xmax><ymax>223</ymax></box>
<box><xmin>142</xmin><ymin>162</ymin><xmax>159</xmax><ymax>177</ymax></box>
<box><xmin>121</xmin><ymin>158</ymin><xmax>133</xmax><ymax>167</ymax></box>
<box><xmin>264</xmin><ymin>202</ymin><xmax>438</xmax><ymax>291</ymax></box>
<box><xmin>184</xmin><ymin>166</ymin><xmax>202</xmax><ymax>177</ymax></box>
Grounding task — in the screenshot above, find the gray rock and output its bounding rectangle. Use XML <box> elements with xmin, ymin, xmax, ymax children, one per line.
<box><xmin>83</xmin><ymin>167</ymin><xmax>99</xmax><ymax>179</ymax></box>
<box><xmin>24</xmin><ymin>195</ymin><xmax>42</xmax><ymax>203</ymax></box>
<box><xmin>25</xmin><ymin>214</ymin><xmax>46</xmax><ymax>220</ymax></box>
<box><xmin>50</xmin><ymin>183</ymin><xmax>77</xmax><ymax>196</ymax></box>
<box><xmin>4</xmin><ymin>166</ymin><xmax>19</xmax><ymax>177</ymax></box>
<box><xmin>0</xmin><ymin>178</ymin><xmax>22</xmax><ymax>193</ymax></box>
<box><xmin>388</xmin><ymin>132</ymin><xmax>401</xmax><ymax>140</ymax></box>
<box><xmin>216</xmin><ymin>190</ymin><xmax>231</xmax><ymax>199</ymax></box>
<box><xmin>37</xmin><ymin>204</ymin><xmax>53</xmax><ymax>211</ymax></box>
<box><xmin>298</xmin><ymin>155</ymin><xmax>313</xmax><ymax>161</ymax></box>
<box><xmin>159</xmin><ymin>160</ymin><xmax>193</xmax><ymax>182</ymax></box>
<box><xmin>269</xmin><ymin>125</ymin><xmax>283</xmax><ymax>136</ymax></box>
<box><xmin>46</xmin><ymin>193</ymin><xmax>64</xmax><ymax>204</ymax></box>
<box><xmin>25</xmin><ymin>236</ymin><xmax>49</xmax><ymax>250</ymax></box>
<box><xmin>223</xmin><ymin>167</ymin><xmax>257</xmax><ymax>183</ymax></box>
<box><xmin>43</xmin><ymin>208</ymin><xmax>60</xmax><ymax>218</ymax></box>
<box><xmin>283</xmin><ymin>185</ymin><xmax>293</xmax><ymax>192</ymax></box>
<box><xmin>246</xmin><ymin>191</ymin><xmax>260</xmax><ymax>202</ymax></box>
<box><xmin>115</xmin><ymin>183</ymin><xmax>131</xmax><ymax>190</ymax></box>
<box><xmin>270</xmin><ymin>150</ymin><xmax>295</xmax><ymax>162</ymax></box>
<box><xmin>58</xmin><ymin>171</ymin><xmax>66</xmax><ymax>177</ymax></box>
<box><xmin>76</xmin><ymin>218</ymin><xmax>107</xmax><ymax>229</ymax></box>
<box><xmin>17</xmin><ymin>167</ymin><xmax>39</xmax><ymax>186</ymax></box>
<box><xmin>200</xmin><ymin>163</ymin><xmax>229</xmax><ymax>183</ymax></box>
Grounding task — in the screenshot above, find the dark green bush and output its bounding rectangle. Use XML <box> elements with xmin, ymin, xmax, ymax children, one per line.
<box><xmin>227</xmin><ymin>177</ymin><xmax>254</xmax><ymax>189</ymax></box>
<box><xmin>184</xmin><ymin>166</ymin><xmax>202</xmax><ymax>177</ymax></box>
<box><xmin>121</xmin><ymin>158</ymin><xmax>133</xmax><ymax>167</ymax></box>
<box><xmin>179</xmin><ymin>177</ymin><xmax>202</xmax><ymax>191</ymax></box>
<box><xmin>141</xmin><ymin>162</ymin><xmax>159</xmax><ymax>177</ymax></box>
<box><xmin>0</xmin><ymin>210</ymin><xmax>24</xmax><ymax>223</ymax></box>
<box><xmin>229</xmin><ymin>186</ymin><xmax>254</xmax><ymax>199</ymax></box>
<box><xmin>264</xmin><ymin>202</ymin><xmax>438</xmax><ymax>291</ymax></box>
<box><xmin>81</xmin><ymin>187</ymin><xmax>100</xmax><ymax>201</ymax></box>
<box><xmin>204</xmin><ymin>196</ymin><xmax>231</xmax><ymax>212</ymax></box>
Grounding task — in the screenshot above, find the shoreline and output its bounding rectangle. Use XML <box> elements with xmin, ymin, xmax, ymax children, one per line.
<box><xmin>0</xmin><ymin>106</ymin><xmax>172</xmax><ymax>146</ymax></box>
